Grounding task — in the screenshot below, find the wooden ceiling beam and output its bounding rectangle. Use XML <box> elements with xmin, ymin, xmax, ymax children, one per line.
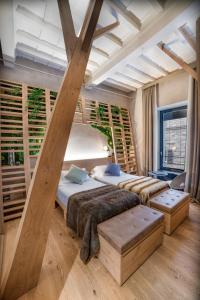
<box><xmin>94</xmin><ymin>21</ymin><xmax>119</xmax><ymax>39</ymax></box>
<box><xmin>157</xmin><ymin>41</ymin><xmax>197</xmax><ymax>80</ymax></box>
<box><xmin>88</xmin><ymin>59</ymin><xmax>100</xmax><ymax>68</ymax></box>
<box><xmin>115</xmin><ymin>71</ymin><xmax>144</xmax><ymax>85</ymax></box>
<box><xmin>107</xmin><ymin>78</ymin><xmax>137</xmax><ymax>91</ymax></box>
<box><xmin>57</xmin><ymin>0</ymin><xmax>77</xmax><ymax>61</ymax></box>
<box><xmin>106</xmin><ymin>0</ymin><xmax>141</xmax><ymax>30</ymax></box>
<box><xmin>90</xmin><ymin>1</ymin><xmax>197</xmax><ymax>85</ymax></box>
<box><xmin>92</xmin><ymin>46</ymin><xmax>110</xmax><ymax>58</ymax></box>
<box><xmin>126</xmin><ymin>64</ymin><xmax>156</xmax><ymax>81</ymax></box>
<box><xmin>179</xmin><ymin>24</ymin><xmax>196</xmax><ymax>51</ymax></box>
<box><xmin>140</xmin><ymin>54</ymin><xmax>169</xmax><ymax>75</ymax></box>
<box><xmin>104</xmin><ymin>32</ymin><xmax>123</xmax><ymax>47</ymax></box>
<box><xmin>0</xmin><ymin>1</ymin><xmax>103</xmax><ymax>299</ymax></box>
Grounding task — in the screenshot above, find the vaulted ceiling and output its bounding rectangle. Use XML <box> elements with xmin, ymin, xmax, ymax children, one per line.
<box><xmin>0</xmin><ymin>0</ymin><xmax>199</xmax><ymax>92</ymax></box>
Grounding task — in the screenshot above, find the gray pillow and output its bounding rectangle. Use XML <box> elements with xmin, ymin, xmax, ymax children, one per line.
<box><xmin>65</xmin><ymin>165</ymin><xmax>88</xmax><ymax>184</ymax></box>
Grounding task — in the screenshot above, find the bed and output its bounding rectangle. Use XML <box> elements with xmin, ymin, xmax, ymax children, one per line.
<box><xmin>56</xmin><ymin>169</ymin><xmax>140</xmax><ymax>263</ymax></box>
<box><xmin>56</xmin><ymin>171</ymin><xmax>105</xmax><ymax>219</ymax></box>
<box><xmin>92</xmin><ymin>165</ymin><xmax>169</xmax><ymax>204</ymax></box>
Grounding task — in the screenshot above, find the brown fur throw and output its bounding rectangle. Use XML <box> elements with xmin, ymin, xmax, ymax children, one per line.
<box><xmin>67</xmin><ymin>185</ymin><xmax>140</xmax><ymax>263</ymax></box>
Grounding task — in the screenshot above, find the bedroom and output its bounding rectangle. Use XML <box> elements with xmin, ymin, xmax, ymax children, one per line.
<box><xmin>0</xmin><ymin>0</ymin><xmax>200</xmax><ymax>299</ymax></box>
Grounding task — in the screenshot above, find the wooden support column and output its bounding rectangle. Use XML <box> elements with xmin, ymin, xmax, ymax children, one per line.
<box><xmin>157</xmin><ymin>42</ymin><xmax>198</xmax><ymax>80</ymax></box>
<box><xmin>57</xmin><ymin>0</ymin><xmax>77</xmax><ymax>61</ymax></box>
<box><xmin>0</xmin><ymin>1</ymin><xmax>103</xmax><ymax>299</ymax></box>
<box><xmin>22</xmin><ymin>84</ymin><xmax>31</xmax><ymax>191</ymax></box>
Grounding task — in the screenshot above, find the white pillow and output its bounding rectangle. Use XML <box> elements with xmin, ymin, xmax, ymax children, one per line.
<box><xmin>91</xmin><ymin>165</ymin><xmax>107</xmax><ymax>177</ymax></box>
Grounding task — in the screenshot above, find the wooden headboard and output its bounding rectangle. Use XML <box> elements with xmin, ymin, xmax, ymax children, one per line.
<box><xmin>62</xmin><ymin>157</ymin><xmax>109</xmax><ymax>172</ymax></box>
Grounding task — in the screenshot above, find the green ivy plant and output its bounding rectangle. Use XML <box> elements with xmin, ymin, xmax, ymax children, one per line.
<box><xmin>10</xmin><ymin>87</ymin><xmax>21</xmax><ymax>96</ymax></box>
<box><xmin>90</xmin><ymin>104</ymin><xmax>124</xmax><ymax>150</ymax></box>
<box><xmin>28</xmin><ymin>88</ymin><xmax>44</xmax><ymax>119</ymax></box>
<box><xmin>91</xmin><ymin>124</ymin><xmax>113</xmax><ymax>149</ymax></box>
<box><xmin>111</xmin><ymin>105</ymin><xmax>121</xmax><ymax>115</ymax></box>
<box><xmin>51</xmin><ymin>91</ymin><xmax>57</xmax><ymax>98</ymax></box>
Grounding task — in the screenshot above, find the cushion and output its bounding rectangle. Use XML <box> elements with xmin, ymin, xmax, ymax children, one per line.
<box><xmin>98</xmin><ymin>205</ymin><xmax>164</xmax><ymax>254</ymax></box>
<box><xmin>65</xmin><ymin>165</ymin><xmax>88</xmax><ymax>184</ymax></box>
<box><xmin>91</xmin><ymin>165</ymin><xmax>107</xmax><ymax>177</ymax></box>
<box><xmin>105</xmin><ymin>163</ymin><xmax>121</xmax><ymax>176</ymax></box>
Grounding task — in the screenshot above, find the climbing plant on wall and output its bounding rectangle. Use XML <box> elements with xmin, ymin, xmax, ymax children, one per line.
<box><xmin>90</xmin><ymin>104</ymin><xmax>123</xmax><ymax>150</ymax></box>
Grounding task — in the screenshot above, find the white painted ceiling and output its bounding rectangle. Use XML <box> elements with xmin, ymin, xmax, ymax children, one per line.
<box><xmin>0</xmin><ymin>0</ymin><xmax>199</xmax><ymax>91</ymax></box>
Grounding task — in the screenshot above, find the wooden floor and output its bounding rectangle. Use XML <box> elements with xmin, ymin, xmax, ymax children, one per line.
<box><xmin>1</xmin><ymin>204</ymin><xmax>200</xmax><ymax>300</ymax></box>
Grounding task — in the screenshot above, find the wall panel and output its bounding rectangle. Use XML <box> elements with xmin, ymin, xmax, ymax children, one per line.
<box><xmin>0</xmin><ymin>79</ymin><xmax>137</xmax><ymax>223</ymax></box>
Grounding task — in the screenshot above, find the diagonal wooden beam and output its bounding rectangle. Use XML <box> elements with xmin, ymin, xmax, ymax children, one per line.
<box><xmin>106</xmin><ymin>0</ymin><xmax>141</xmax><ymax>30</ymax></box>
<box><xmin>0</xmin><ymin>1</ymin><xmax>103</xmax><ymax>299</ymax></box>
<box><xmin>94</xmin><ymin>21</ymin><xmax>119</xmax><ymax>39</ymax></box>
<box><xmin>57</xmin><ymin>0</ymin><xmax>77</xmax><ymax>61</ymax></box>
<box><xmin>179</xmin><ymin>24</ymin><xmax>196</xmax><ymax>51</ymax></box>
<box><xmin>157</xmin><ymin>41</ymin><xmax>198</xmax><ymax>80</ymax></box>
<box><xmin>81</xmin><ymin>0</ymin><xmax>104</xmax><ymax>51</ymax></box>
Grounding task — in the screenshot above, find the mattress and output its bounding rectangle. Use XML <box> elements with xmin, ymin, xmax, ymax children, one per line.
<box><xmin>57</xmin><ymin>176</ymin><xmax>105</xmax><ymax>208</ymax></box>
<box><xmin>94</xmin><ymin>172</ymin><xmax>141</xmax><ymax>185</ymax></box>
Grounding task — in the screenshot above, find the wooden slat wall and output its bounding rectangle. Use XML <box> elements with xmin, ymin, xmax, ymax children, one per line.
<box><xmin>0</xmin><ymin>79</ymin><xmax>137</xmax><ymax>222</ymax></box>
<box><xmin>0</xmin><ymin>81</ymin><xmax>26</xmax><ymax>222</ymax></box>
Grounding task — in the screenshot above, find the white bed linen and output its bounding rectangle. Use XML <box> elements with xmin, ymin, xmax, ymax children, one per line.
<box><xmin>93</xmin><ymin>172</ymin><xmax>141</xmax><ymax>185</ymax></box>
<box><xmin>57</xmin><ymin>176</ymin><xmax>105</xmax><ymax>208</ymax></box>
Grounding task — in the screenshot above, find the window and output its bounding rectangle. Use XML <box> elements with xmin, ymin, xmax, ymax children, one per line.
<box><xmin>160</xmin><ymin>105</ymin><xmax>187</xmax><ymax>171</ymax></box>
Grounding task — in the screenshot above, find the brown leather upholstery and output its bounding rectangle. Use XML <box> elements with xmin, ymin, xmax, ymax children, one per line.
<box><xmin>98</xmin><ymin>205</ymin><xmax>164</xmax><ymax>254</ymax></box>
<box><xmin>150</xmin><ymin>189</ymin><xmax>190</xmax><ymax>213</ymax></box>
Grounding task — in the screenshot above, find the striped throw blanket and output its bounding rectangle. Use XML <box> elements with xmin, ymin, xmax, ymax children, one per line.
<box><xmin>118</xmin><ymin>176</ymin><xmax>169</xmax><ymax>204</ymax></box>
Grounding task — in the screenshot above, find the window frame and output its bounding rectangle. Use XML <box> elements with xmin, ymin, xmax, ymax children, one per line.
<box><xmin>159</xmin><ymin>105</ymin><xmax>187</xmax><ymax>172</ymax></box>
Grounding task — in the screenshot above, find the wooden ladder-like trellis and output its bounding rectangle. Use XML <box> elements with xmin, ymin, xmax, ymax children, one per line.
<box><xmin>0</xmin><ymin>79</ymin><xmax>137</xmax><ymax>223</ymax></box>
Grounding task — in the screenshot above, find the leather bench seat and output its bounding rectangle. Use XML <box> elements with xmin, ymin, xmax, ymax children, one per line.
<box><xmin>150</xmin><ymin>189</ymin><xmax>190</xmax><ymax>234</ymax></box>
<box><xmin>98</xmin><ymin>205</ymin><xmax>164</xmax><ymax>254</ymax></box>
<box><xmin>97</xmin><ymin>205</ymin><xmax>164</xmax><ymax>285</ymax></box>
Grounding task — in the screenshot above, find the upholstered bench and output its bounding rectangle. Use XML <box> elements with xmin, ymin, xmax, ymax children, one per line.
<box><xmin>97</xmin><ymin>205</ymin><xmax>164</xmax><ymax>285</ymax></box>
<box><xmin>149</xmin><ymin>189</ymin><xmax>190</xmax><ymax>235</ymax></box>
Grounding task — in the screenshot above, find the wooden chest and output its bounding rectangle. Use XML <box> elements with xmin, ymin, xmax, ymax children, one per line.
<box><xmin>97</xmin><ymin>205</ymin><xmax>164</xmax><ymax>285</ymax></box>
<box><xmin>149</xmin><ymin>189</ymin><xmax>190</xmax><ymax>235</ymax></box>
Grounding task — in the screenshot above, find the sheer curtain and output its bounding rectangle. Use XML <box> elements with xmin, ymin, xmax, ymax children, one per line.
<box><xmin>142</xmin><ymin>85</ymin><xmax>158</xmax><ymax>176</ymax></box>
<box><xmin>185</xmin><ymin>77</ymin><xmax>200</xmax><ymax>202</ymax></box>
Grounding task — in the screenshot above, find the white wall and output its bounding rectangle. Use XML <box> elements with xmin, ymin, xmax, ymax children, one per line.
<box><xmin>158</xmin><ymin>71</ymin><xmax>189</xmax><ymax>107</ymax></box>
<box><xmin>65</xmin><ymin>124</ymin><xmax>108</xmax><ymax>160</ymax></box>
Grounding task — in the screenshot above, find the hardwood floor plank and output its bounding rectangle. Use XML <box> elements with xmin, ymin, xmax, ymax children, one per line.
<box><xmin>1</xmin><ymin>204</ymin><xmax>200</xmax><ymax>300</ymax></box>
